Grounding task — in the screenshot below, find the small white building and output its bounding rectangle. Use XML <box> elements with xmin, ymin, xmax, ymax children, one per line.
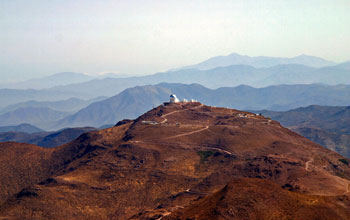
<box><xmin>142</xmin><ymin>121</ymin><xmax>159</xmax><ymax>125</ymax></box>
<box><xmin>170</xmin><ymin>94</ymin><xmax>179</xmax><ymax>103</ymax></box>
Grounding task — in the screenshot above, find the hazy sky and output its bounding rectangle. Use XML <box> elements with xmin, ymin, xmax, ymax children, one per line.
<box><xmin>1</xmin><ymin>0</ymin><xmax>349</xmax><ymax>82</ymax></box>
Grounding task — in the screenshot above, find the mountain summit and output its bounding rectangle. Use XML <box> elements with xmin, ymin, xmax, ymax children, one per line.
<box><xmin>0</xmin><ymin>102</ymin><xmax>349</xmax><ymax>219</ymax></box>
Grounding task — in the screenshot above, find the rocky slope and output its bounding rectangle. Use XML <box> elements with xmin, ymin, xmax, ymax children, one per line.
<box><xmin>0</xmin><ymin>103</ymin><xmax>350</xmax><ymax>219</ymax></box>
<box><xmin>160</xmin><ymin>178</ymin><xmax>350</xmax><ymax>220</ymax></box>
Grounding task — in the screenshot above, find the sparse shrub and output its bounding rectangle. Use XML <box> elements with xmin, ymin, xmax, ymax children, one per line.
<box><xmin>198</xmin><ymin>151</ymin><xmax>215</xmax><ymax>162</ymax></box>
<box><xmin>339</xmin><ymin>158</ymin><xmax>350</xmax><ymax>165</ymax></box>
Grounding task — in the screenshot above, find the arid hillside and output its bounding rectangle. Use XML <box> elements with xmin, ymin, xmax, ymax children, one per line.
<box><xmin>0</xmin><ymin>142</ymin><xmax>54</xmax><ymax>204</ymax></box>
<box><xmin>0</xmin><ymin>102</ymin><xmax>350</xmax><ymax>219</ymax></box>
<box><xmin>161</xmin><ymin>178</ymin><xmax>350</xmax><ymax>220</ymax></box>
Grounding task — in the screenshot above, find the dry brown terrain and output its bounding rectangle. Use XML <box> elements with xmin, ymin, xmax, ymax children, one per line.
<box><xmin>0</xmin><ymin>102</ymin><xmax>350</xmax><ymax>219</ymax></box>
<box><xmin>0</xmin><ymin>142</ymin><xmax>54</xmax><ymax>204</ymax></box>
<box><xmin>161</xmin><ymin>178</ymin><xmax>350</xmax><ymax>220</ymax></box>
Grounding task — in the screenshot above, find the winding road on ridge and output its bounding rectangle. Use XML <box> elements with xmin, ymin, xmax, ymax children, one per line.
<box><xmin>160</xmin><ymin>104</ymin><xmax>234</xmax><ymax>155</ymax></box>
<box><xmin>160</xmin><ymin>103</ymin><xmax>204</xmax><ymax>124</ymax></box>
<box><xmin>160</xmin><ymin>104</ymin><xmax>210</xmax><ymax>139</ymax></box>
<box><xmin>164</xmin><ymin>126</ymin><xmax>209</xmax><ymax>139</ymax></box>
<box><xmin>305</xmin><ymin>157</ymin><xmax>350</xmax><ymax>195</ymax></box>
<box><xmin>305</xmin><ymin>158</ymin><xmax>313</xmax><ymax>171</ymax></box>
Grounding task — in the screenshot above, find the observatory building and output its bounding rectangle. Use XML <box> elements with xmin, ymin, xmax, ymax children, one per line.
<box><xmin>169</xmin><ymin>94</ymin><xmax>179</xmax><ymax>103</ymax></box>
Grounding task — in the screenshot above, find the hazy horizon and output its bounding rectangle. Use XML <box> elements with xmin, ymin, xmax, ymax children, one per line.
<box><xmin>1</xmin><ymin>52</ymin><xmax>345</xmax><ymax>82</ymax></box>
<box><xmin>1</xmin><ymin>0</ymin><xmax>349</xmax><ymax>82</ymax></box>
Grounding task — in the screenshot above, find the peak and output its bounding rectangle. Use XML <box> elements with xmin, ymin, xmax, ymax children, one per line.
<box><xmin>296</xmin><ymin>54</ymin><xmax>310</xmax><ymax>57</ymax></box>
<box><xmin>51</xmin><ymin>72</ymin><xmax>82</xmax><ymax>76</ymax></box>
<box><xmin>228</xmin><ymin>52</ymin><xmax>242</xmax><ymax>56</ymax></box>
<box><xmin>134</xmin><ymin>102</ymin><xmax>280</xmax><ymax>136</ymax></box>
<box><xmin>49</xmin><ymin>72</ymin><xmax>91</xmax><ymax>78</ymax></box>
<box><xmin>292</xmin><ymin>54</ymin><xmax>329</xmax><ymax>61</ymax></box>
<box><xmin>292</xmin><ymin>54</ymin><xmax>319</xmax><ymax>60</ymax></box>
<box><xmin>1</xmin><ymin>101</ymin><xmax>350</xmax><ymax>219</ymax></box>
<box><xmin>228</xmin><ymin>52</ymin><xmax>250</xmax><ymax>58</ymax></box>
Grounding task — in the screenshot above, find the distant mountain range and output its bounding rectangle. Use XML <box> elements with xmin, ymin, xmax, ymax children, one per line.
<box><xmin>0</xmin><ymin>53</ymin><xmax>348</xmax><ymax>130</ymax></box>
<box><xmin>0</xmin><ymin>72</ymin><xmax>94</xmax><ymax>90</ymax></box>
<box><xmin>0</xmin><ymin>71</ymin><xmax>136</xmax><ymax>90</ymax></box>
<box><xmin>0</xmin><ymin>123</ymin><xmax>44</xmax><ymax>134</ymax></box>
<box><xmin>0</xmin><ymin>127</ymin><xmax>96</xmax><ymax>148</ymax></box>
<box><xmin>2</xmin><ymin>83</ymin><xmax>349</xmax><ymax>130</ymax></box>
<box><xmin>337</xmin><ymin>61</ymin><xmax>350</xmax><ymax>70</ymax></box>
<box><xmin>53</xmin><ymin>83</ymin><xmax>350</xmax><ymax>129</ymax></box>
<box><xmin>46</xmin><ymin>63</ymin><xmax>350</xmax><ymax>98</ymax></box>
<box><xmin>1</xmin><ymin>54</ymin><xmax>339</xmax><ymax>90</ymax></box>
<box><xmin>0</xmin><ymin>96</ymin><xmax>107</xmax><ymax>114</ymax></box>
<box><xmin>257</xmin><ymin>105</ymin><xmax>350</xmax><ymax>158</ymax></box>
<box><xmin>0</xmin><ymin>88</ymin><xmax>92</xmax><ymax>108</ymax></box>
<box><xmin>176</xmin><ymin>53</ymin><xmax>336</xmax><ymax>70</ymax></box>
<box><xmin>0</xmin><ymin>107</ymin><xmax>69</xmax><ymax>129</ymax></box>
<box><xmin>0</xmin><ymin>54</ymin><xmax>348</xmax><ymax>107</ymax></box>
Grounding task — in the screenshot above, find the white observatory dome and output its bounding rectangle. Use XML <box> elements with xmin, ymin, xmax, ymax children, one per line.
<box><xmin>170</xmin><ymin>94</ymin><xmax>179</xmax><ymax>103</ymax></box>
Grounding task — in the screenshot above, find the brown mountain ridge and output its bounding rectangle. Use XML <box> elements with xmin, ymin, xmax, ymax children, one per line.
<box><xmin>0</xmin><ymin>102</ymin><xmax>350</xmax><ymax>219</ymax></box>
